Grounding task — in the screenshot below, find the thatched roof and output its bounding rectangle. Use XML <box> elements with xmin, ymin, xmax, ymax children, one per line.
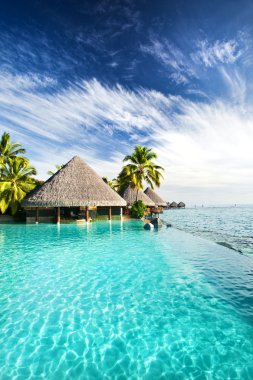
<box><xmin>178</xmin><ymin>201</ymin><xmax>186</xmax><ymax>208</ymax></box>
<box><xmin>169</xmin><ymin>201</ymin><xmax>178</xmax><ymax>208</ymax></box>
<box><xmin>119</xmin><ymin>185</ymin><xmax>155</xmax><ymax>207</ymax></box>
<box><xmin>22</xmin><ymin>156</ymin><xmax>126</xmax><ymax>207</ymax></box>
<box><xmin>144</xmin><ymin>187</ymin><xmax>167</xmax><ymax>207</ymax></box>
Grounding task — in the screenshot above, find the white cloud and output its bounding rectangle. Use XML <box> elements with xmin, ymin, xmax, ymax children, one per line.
<box><xmin>219</xmin><ymin>67</ymin><xmax>247</xmax><ymax>105</ymax></box>
<box><xmin>140</xmin><ymin>38</ymin><xmax>196</xmax><ymax>84</ymax></box>
<box><xmin>1</xmin><ymin>71</ymin><xmax>253</xmax><ymax>204</ymax></box>
<box><xmin>192</xmin><ymin>38</ymin><xmax>243</xmax><ymax>67</ymax></box>
<box><xmin>107</xmin><ymin>61</ymin><xmax>118</xmax><ymax>68</ymax></box>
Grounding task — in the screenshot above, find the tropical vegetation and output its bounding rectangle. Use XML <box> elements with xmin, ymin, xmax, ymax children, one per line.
<box><xmin>0</xmin><ymin>132</ymin><xmax>165</xmax><ymax>218</ymax></box>
<box><xmin>47</xmin><ymin>164</ymin><xmax>64</xmax><ymax>176</ymax></box>
<box><xmin>0</xmin><ymin>132</ymin><xmax>26</xmax><ymax>175</ymax></box>
<box><xmin>130</xmin><ymin>200</ymin><xmax>146</xmax><ymax>218</ymax></box>
<box><xmin>102</xmin><ymin>177</ymin><xmax>121</xmax><ymax>191</ymax></box>
<box><xmin>117</xmin><ymin>145</ymin><xmax>164</xmax><ymax>199</ymax></box>
<box><xmin>0</xmin><ymin>132</ymin><xmax>37</xmax><ymax>215</ymax></box>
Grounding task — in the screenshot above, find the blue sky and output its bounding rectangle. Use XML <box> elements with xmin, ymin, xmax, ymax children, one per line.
<box><xmin>1</xmin><ymin>0</ymin><xmax>253</xmax><ymax>204</ymax></box>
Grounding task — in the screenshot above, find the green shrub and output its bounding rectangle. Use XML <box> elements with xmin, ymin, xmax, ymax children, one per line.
<box><xmin>131</xmin><ymin>200</ymin><xmax>146</xmax><ymax>218</ymax></box>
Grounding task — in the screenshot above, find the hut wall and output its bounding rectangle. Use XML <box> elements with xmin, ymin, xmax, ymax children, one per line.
<box><xmin>96</xmin><ymin>207</ymin><xmax>121</xmax><ymax>220</ymax></box>
<box><xmin>24</xmin><ymin>206</ymin><xmax>122</xmax><ymax>222</ymax></box>
<box><xmin>25</xmin><ymin>208</ymin><xmax>55</xmax><ymax>223</ymax></box>
<box><xmin>0</xmin><ymin>215</ymin><xmax>16</xmax><ymax>224</ymax></box>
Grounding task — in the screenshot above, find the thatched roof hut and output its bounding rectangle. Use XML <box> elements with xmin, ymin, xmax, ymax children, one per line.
<box><xmin>177</xmin><ymin>201</ymin><xmax>186</xmax><ymax>208</ymax></box>
<box><xmin>169</xmin><ymin>201</ymin><xmax>178</xmax><ymax>208</ymax></box>
<box><xmin>119</xmin><ymin>185</ymin><xmax>155</xmax><ymax>207</ymax></box>
<box><xmin>144</xmin><ymin>187</ymin><xmax>167</xmax><ymax>207</ymax></box>
<box><xmin>22</xmin><ymin>156</ymin><xmax>126</xmax><ymax>207</ymax></box>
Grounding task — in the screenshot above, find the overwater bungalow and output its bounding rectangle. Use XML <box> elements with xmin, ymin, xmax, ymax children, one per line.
<box><xmin>177</xmin><ymin>201</ymin><xmax>186</xmax><ymax>208</ymax></box>
<box><xmin>144</xmin><ymin>187</ymin><xmax>167</xmax><ymax>214</ymax></box>
<box><xmin>119</xmin><ymin>185</ymin><xmax>155</xmax><ymax>207</ymax></box>
<box><xmin>22</xmin><ymin>156</ymin><xmax>126</xmax><ymax>223</ymax></box>
<box><xmin>169</xmin><ymin>201</ymin><xmax>178</xmax><ymax>208</ymax></box>
<box><xmin>119</xmin><ymin>185</ymin><xmax>155</xmax><ymax>215</ymax></box>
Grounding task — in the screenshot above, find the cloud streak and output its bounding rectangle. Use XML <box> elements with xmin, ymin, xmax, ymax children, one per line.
<box><xmin>140</xmin><ymin>38</ymin><xmax>196</xmax><ymax>84</ymax></box>
<box><xmin>192</xmin><ymin>32</ymin><xmax>249</xmax><ymax>67</ymax></box>
<box><xmin>193</xmin><ymin>39</ymin><xmax>242</xmax><ymax>67</ymax></box>
<box><xmin>1</xmin><ymin>71</ymin><xmax>253</xmax><ymax>204</ymax></box>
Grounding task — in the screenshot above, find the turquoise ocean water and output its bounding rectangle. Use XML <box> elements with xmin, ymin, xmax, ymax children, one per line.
<box><xmin>163</xmin><ymin>205</ymin><xmax>253</xmax><ymax>256</ymax></box>
<box><xmin>0</xmin><ymin>221</ymin><xmax>253</xmax><ymax>379</ymax></box>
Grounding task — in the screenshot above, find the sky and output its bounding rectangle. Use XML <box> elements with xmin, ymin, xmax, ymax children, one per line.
<box><xmin>1</xmin><ymin>0</ymin><xmax>253</xmax><ymax>205</ymax></box>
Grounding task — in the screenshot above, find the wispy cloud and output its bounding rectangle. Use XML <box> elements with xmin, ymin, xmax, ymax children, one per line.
<box><xmin>140</xmin><ymin>31</ymin><xmax>252</xmax><ymax>99</ymax></box>
<box><xmin>192</xmin><ymin>38</ymin><xmax>243</xmax><ymax>67</ymax></box>
<box><xmin>1</xmin><ymin>71</ymin><xmax>253</xmax><ymax>204</ymax></box>
<box><xmin>107</xmin><ymin>61</ymin><xmax>119</xmax><ymax>68</ymax></box>
<box><xmin>0</xmin><ymin>29</ymin><xmax>80</xmax><ymax>84</ymax></box>
<box><xmin>140</xmin><ymin>38</ymin><xmax>196</xmax><ymax>84</ymax></box>
<box><xmin>219</xmin><ymin>67</ymin><xmax>247</xmax><ymax>105</ymax></box>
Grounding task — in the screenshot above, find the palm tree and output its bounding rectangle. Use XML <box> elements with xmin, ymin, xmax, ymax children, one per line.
<box><xmin>102</xmin><ymin>177</ymin><xmax>120</xmax><ymax>191</ymax></box>
<box><xmin>0</xmin><ymin>157</ymin><xmax>37</xmax><ymax>215</ymax></box>
<box><xmin>118</xmin><ymin>145</ymin><xmax>164</xmax><ymax>200</ymax></box>
<box><xmin>0</xmin><ymin>132</ymin><xmax>26</xmax><ymax>175</ymax></box>
<box><xmin>47</xmin><ymin>164</ymin><xmax>64</xmax><ymax>176</ymax></box>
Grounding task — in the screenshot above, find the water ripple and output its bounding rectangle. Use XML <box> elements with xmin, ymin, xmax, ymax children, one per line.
<box><xmin>164</xmin><ymin>206</ymin><xmax>253</xmax><ymax>256</ymax></box>
<box><xmin>0</xmin><ymin>222</ymin><xmax>253</xmax><ymax>379</ymax></box>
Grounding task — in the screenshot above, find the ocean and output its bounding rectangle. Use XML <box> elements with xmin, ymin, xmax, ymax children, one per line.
<box><xmin>163</xmin><ymin>205</ymin><xmax>253</xmax><ymax>256</ymax></box>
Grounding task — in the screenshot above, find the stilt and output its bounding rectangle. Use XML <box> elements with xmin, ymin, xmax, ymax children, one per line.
<box><xmin>120</xmin><ymin>207</ymin><xmax>122</xmax><ymax>220</ymax></box>
<box><xmin>86</xmin><ymin>207</ymin><xmax>89</xmax><ymax>222</ymax></box>
<box><xmin>56</xmin><ymin>207</ymin><xmax>61</xmax><ymax>224</ymax></box>
<box><xmin>108</xmin><ymin>207</ymin><xmax>112</xmax><ymax>221</ymax></box>
<box><xmin>35</xmin><ymin>207</ymin><xmax>39</xmax><ymax>224</ymax></box>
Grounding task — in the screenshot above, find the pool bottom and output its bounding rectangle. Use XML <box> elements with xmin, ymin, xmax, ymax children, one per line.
<box><xmin>0</xmin><ymin>222</ymin><xmax>253</xmax><ymax>379</ymax></box>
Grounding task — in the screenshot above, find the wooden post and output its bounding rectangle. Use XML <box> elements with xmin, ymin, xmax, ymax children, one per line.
<box><xmin>35</xmin><ymin>207</ymin><xmax>39</xmax><ymax>223</ymax></box>
<box><xmin>86</xmin><ymin>207</ymin><xmax>89</xmax><ymax>222</ymax></box>
<box><xmin>56</xmin><ymin>207</ymin><xmax>61</xmax><ymax>224</ymax></box>
<box><xmin>108</xmin><ymin>207</ymin><xmax>112</xmax><ymax>220</ymax></box>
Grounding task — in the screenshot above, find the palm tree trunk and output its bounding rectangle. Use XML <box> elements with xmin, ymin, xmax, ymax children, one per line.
<box><xmin>136</xmin><ymin>188</ymin><xmax>139</xmax><ymax>202</ymax></box>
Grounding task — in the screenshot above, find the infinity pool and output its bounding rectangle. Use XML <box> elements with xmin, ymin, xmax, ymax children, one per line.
<box><xmin>0</xmin><ymin>221</ymin><xmax>253</xmax><ymax>379</ymax></box>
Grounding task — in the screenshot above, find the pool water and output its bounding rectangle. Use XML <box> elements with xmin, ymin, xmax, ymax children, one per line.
<box><xmin>0</xmin><ymin>221</ymin><xmax>253</xmax><ymax>379</ymax></box>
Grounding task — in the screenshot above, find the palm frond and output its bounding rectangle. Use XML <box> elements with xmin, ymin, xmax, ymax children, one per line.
<box><xmin>118</xmin><ymin>145</ymin><xmax>165</xmax><ymax>192</ymax></box>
